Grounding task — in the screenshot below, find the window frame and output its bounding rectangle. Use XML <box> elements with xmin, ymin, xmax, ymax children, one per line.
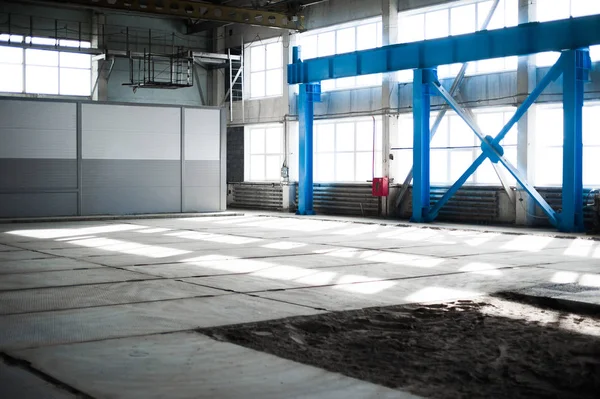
<box><xmin>397</xmin><ymin>0</ymin><xmax>518</xmax><ymax>82</ymax></box>
<box><xmin>299</xmin><ymin>17</ymin><xmax>383</xmax><ymax>92</ymax></box>
<box><xmin>246</xmin><ymin>37</ymin><xmax>284</xmax><ymax>100</ymax></box>
<box><xmin>392</xmin><ymin>106</ymin><xmax>517</xmax><ymax>186</ymax></box>
<box><xmin>244</xmin><ymin>124</ymin><xmax>285</xmax><ymax>182</ymax></box>
<box><xmin>0</xmin><ymin>35</ymin><xmax>92</xmax><ymax>97</ymax></box>
<box><xmin>313</xmin><ymin>116</ymin><xmax>383</xmax><ymax>183</ymax></box>
<box><xmin>535</xmin><ymin>0</ymin><xmax>600</xmax><ymax>66</ymax></box>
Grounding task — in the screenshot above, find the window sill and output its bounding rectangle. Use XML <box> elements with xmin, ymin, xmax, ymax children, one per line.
<box><xmin>247</xmin><ymin>95</ymin><xmax>283</xmax><ymax>101</ymax></box>
<box><xmin>0</xmin><ymin>92</ymin><xmax>92</xmax><ymax>100</ymax></box>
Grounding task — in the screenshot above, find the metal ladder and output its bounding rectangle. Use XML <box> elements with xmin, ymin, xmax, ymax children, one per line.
<box><xmin>226</xmin><ymin>42</ymin><xmax>244</xmax><ymax>122</ymax></box>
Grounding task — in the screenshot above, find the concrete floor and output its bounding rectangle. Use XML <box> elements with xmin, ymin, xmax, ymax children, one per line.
<box><xmin>0</xmin><ymin>213</ymin><xmax>599</xmax><ymax>398</ymax></box>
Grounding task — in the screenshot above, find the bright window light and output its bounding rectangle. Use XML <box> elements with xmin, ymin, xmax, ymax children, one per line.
<box><xmin>5</xmin><ymin>224</ymin><xmax>144</xmax><ymax>239</ymax></box>
<box><xmin>248</xmin><ymin>39</ymin><xmax>283</xmax><ymax>98</ymax></box>
<box><xmin>294</xmin><ymin>271</ymin><xmax>337</xmax><ymax>285</ymax></box>
<box><xmin>300</xmin><ymin>17</ymin><xmax>382</xmax><ymax>91</ymax></box>
<box><xmin>245</xmin><ymin>125</ymin><xmax>283</xmax><ymax>182</ymax></box>
<box><xmin>550</xmin><ymin>271</ymin><xmax>579</xmax><ymax>284</ymax></box>
<box><xmin>137</xmin><ymin>228</ymin><xmax>173</xmax><ymax>234</ymax></box>
<box><xmin>1</xmin><ymin>37</ymin><xmax>91</xmax><ymax>96</ymax></box>
<box><xmin>335</xmin><ymin>279</ymin><xmax>397</xmax><ymax>294</ymax></box>
<box><xmin>252</xmin><ymin>265</ymin><xmax>318</xmax><ymax>281</ymax></box>
<box><xmin>501</xmin><ymin>235</ymin><xmax>554</xmax><ymax>252</ymax></box>
<box><xmin>181</xmin><ymin>254</ymin><xmax>237</xmax><ymax>263</ymax></box>
<box><xmin>459</xmin><ymin>262</ymin><xmax>503</xmax><ymax>276</ymax></box>
<box><xmin>406</xmin><ymin>286</ymin><xmax>481</xmax><ymax>302</ymax></box>
<box><xmin>332</xmin><ymin>224</ymin><xmax>380</xmax><ymax>236</ymax></box>
<box><xmin>167</xmin><ymin>231</ymin><xmax>261</xmax><ymax>245</ymax></box>
<box><xmin>313</xmin><ymin>117</ymin><xmax>382</xmax><ymax>182</ymax></box>
<box><xmin>563</xmin><ymin>239</ymin><xmax>595</xmax><ymax>257</ymax></box>
<box><xmin>262</xmin><ymin>242</ymin><xmax>307</xmax><ymax>250</ymax></box>
<box><xmin>26</xmin><ymin>66</ymin><xmax>58</xmax><ymax>94</ymax></box>
<box><xmin>55</xmin><ymin>235</ymin><xmax>96</xmax><ymax>241</ymax></box>
<box><xmin>578</xmin><ymin>274</ymin><xmax>600</xmax><ymax>288</ymax></box>
<box><xmin>399</xmin><ymin>0</ymin><xmax>518</xmax><ymax>76</ymax></box>
<box><xmin>464</xmin><ymin>233</ymin><xmax>500</xmax><ymax>247</ymax></box>
<box><xmin>67</xmin><ymin>237</ymin><xmax>191</xmax><ymax>258</ymax></box>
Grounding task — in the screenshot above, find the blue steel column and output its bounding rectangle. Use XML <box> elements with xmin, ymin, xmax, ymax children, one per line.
<box><xmin>560</xmin><ymin>49</ymin><xmax>589</xmax><ymax>232</ymax></box>
<box><xmin>411</xmin><ymin>68</ymin><xmax>436</xmax><ymax>222</ymax></box>
<box><xmin>297</xmin><ymin>82</ymin><xmax>321</xmax><ymax>216</ymax></box>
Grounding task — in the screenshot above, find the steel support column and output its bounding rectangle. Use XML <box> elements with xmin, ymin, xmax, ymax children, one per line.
<box><xmin>297</xmin><ymin>81</ymin><xmax>321</xmax><ymax>215</ymax></box>
<box><xmin>560</xmin><ymin>49</ymin><xmax>589</xmax><ymax>232</ymax></box>
<box><xmin>427</xmin><ymin>57</ymin><xmax>566</xmax><ymax>227</ymax></box>
<box><xmin>411</xmin><ymin>68</ymin><xmax>436</xmax><ymax>223</ymax></box>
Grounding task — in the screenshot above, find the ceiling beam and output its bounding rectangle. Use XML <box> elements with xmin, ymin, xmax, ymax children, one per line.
<box><xmin>289</xmin><ymin>14</ymin><xmax>600</xmax><ymax>84</ymax></box>
<box><xmin>43</xmin><ymin>0</ymin><xmax>306</xmax><ymax>31</ymax></box>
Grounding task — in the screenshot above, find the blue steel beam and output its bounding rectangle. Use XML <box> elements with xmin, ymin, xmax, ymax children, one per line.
<box><xmin>288</xmin><ymin>14</ymin><xmax>600</xmax><ymax>85</ymax></box>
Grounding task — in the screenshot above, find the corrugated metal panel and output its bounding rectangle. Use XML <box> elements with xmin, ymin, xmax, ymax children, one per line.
<box><xmin>230</xmin><ymin>183</ymin><xmax>283</xmax><ymax>211</ymax></box>
<box><xmin>0</xmin><ymin>100</ymin><xmax>76</xmax><ymax>159</ymax></box>
<box><xmin>431</xmin><ymin>186</ymin><xmax>499</xmax><ymax>223</ymax></box>
<box><xmin>81</xmin><ymin>160</ymin><xmax>181</xmax><ymax>215</ymax></box>
<box><xmin>534</xmin><ymin>187</ymin><xmax>596</xmax><ymax>229</ymax></box>
<box><xmin>183</xmin><ymin>161</ymin><xmax>221</xmax><ymax>212</ymax></box>
<box><xmin>0</xmin><ymin>193</ymin><xmax>78</xmax><ymax>218</ymax></box>
<box><xmin>0</xmin><ymin>99</ymin><xmax>78</xmax><ymax>217</ymax></box>
<box><xmin>184</xmin><ymin>108</ymin><xmax>220</xmax><ymax>161</ymax></box>
<box><xmin>399</xmin><ymin>186</ymin><xmax>500</xmax><ymax>223</ymax></box>
<box><xmin>293</xmin><ymin>183</ymin><xmax>380</xmax><ymax>217</ymax></box>
<box><xmin>82</xmin><ymin>104</ymin><xmax>180</xmax><ymax>160</ymax></box>
<box><xmin>0</xmin><ymin>159</ymin><xmax>76</xmax><ymax>190</ymax></box>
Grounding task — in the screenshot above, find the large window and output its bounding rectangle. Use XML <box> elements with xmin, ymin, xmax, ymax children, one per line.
<box><xmin>397</xmin><ymin>0</ymin><xmax>518</xmax><ymax>82</ymax></box>
<box><xmin>535</xmin><ymin>104</ymin><xmax>600</xmax><ymax>187</ymax></box>
<box><xmin>248</xmin><ymin>39</ymin><xmax>283</xmax><ymax>99</ymax></box>
<box><xmin>392</xmin><ymin>107</ymin><xmax>517</xmax><ymax>186</ymax></box>
<box><xmin>535</xmin><ymin>0</ymin><xmax>600</xmax><ymax>66</ymax></box>
<box><xmin>0</xmin><ymin>35</ymin><xmax>92</xmax><ymax>96</ymax></box>
<box><xmin>313</xmin><ymin>117</ymin><xmax>382</xmax><ymax>182</ymax></box>
<box><xmin>299</xmin><ymin>18</ymin><xmax>383</xmax><ymax>91</ymax></box>
<box><xmin>245</xmin><ymin>124</ymin><xmax>284</xmax><ymax>181</ymax></box>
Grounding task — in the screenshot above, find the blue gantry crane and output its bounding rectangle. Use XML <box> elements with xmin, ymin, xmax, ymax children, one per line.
<box><xmin>288</xmin><ymin>14</ymin><xmax>600</xmax><ymax>232</ymax></box>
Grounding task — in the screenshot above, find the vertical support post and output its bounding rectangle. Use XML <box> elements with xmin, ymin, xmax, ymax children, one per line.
<box><xmin>381</xmin><ymin>0</ymin><xmax>399</xmax><ymax>216</ymax></box>
<box><xmin>297</xmin><ymin>82</ymin><xmax>320</xmax><ymax>215</ymax></box>
<box><xmin>180</xmin><ymin>107</ymin><xmax>185</xmax><ymax>212</ymax></box>
<box><xmin>411</xmin><ymin>69</ymin><xmax>435</xmax><ymax>222</ymax></box>
<box><xmin>76</xmin><ymin>102</ymin><xmax>82</xmax><ymax>216</ymax></box>
<box><xmin>516</xmin><ymin>0</ymin><xmax>537</xmax><ymax>226</ymax></box>
<box><xmin>560</xmin><ymin>49</ymin><xmax>589</xmax><ymax>232</ymax></box>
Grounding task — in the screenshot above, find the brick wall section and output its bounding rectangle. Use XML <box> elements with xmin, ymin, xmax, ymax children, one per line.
<box><xmin>227</xmin><ymin>126</ymin><xmax>244</xmax><ymax>183</ymax></box>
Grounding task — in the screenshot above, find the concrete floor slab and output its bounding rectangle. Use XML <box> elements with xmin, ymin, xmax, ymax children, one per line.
<box><xmin>183</xmin><ymin>274</ymin><xmax>314</xmax><ymax>292</ymax></box>
<box><xmin>0</xmin><ymin>251</ymin><xmax>55</xmax><ymax>261</ymax></box>
<box><xmin>0</xmin><ymin>360</ymin><xmax>76</xmax><ymax>399</ymax></box>
<box><xmin>0</xmin><ymin>294</ymin><xmax>320</xmax><ymax>350</ymax></box>
<box><xmin>255</xmin><ymin>267</ymin><xmax>559</xmax><ymax>311</ymax></box>
<box><xmin>538</xmin><ymin>261</ymin><xmax>600</xmax><ymax>274</ymax></box>
<box><xmin>124</xmin><ymin>255</ymin><xmax>385</xmax><ymax>279</ymax></box>
<box><xmin>0</xmin><ymin>243</ymin><xmax>19</xmax><ymax>252</ymax></box>
<box><xmin>69</xmin><ymin>245</ymin><xmax>333</xmax><ymax>268</ymax></box>
<box><xmin>0</xmin><ymin>268</ymin><xmax>152</xmax><ymax>291</ymax></box>
<box><xmin>180</xmin><ymin>262</ymin><xmax>458</xmax><ymax>294</ymax></box>
<box><xmin>1</xmin><ymin>213</ymin><xmax>599</xmax><ymax>398</ymax></box>
<box><xmin>12</xmin><ymin>332</ymin><xmax>416</xmax><ymax>399</ymax></box>
<box><xmin>0</xmin><ymin>279</ymin><xmax>227</xmax><ymax>315</ymax></box>
<box><xmin>0</xmin><ymin>258</ymin><xmax>104</xmax><ymax>275</ymax></box>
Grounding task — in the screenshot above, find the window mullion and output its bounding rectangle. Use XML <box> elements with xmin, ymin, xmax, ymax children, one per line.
<box><xmin>22</xmin><ymin>48</ymin><xmax>26</xmax><ymax>93</ymax></box>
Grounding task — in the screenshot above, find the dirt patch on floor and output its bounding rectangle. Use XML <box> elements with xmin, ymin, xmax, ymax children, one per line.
<box><xmin>200</xmin><ymin>295</ymin><xmax>600</xmax><ymax>399</ymax></box>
